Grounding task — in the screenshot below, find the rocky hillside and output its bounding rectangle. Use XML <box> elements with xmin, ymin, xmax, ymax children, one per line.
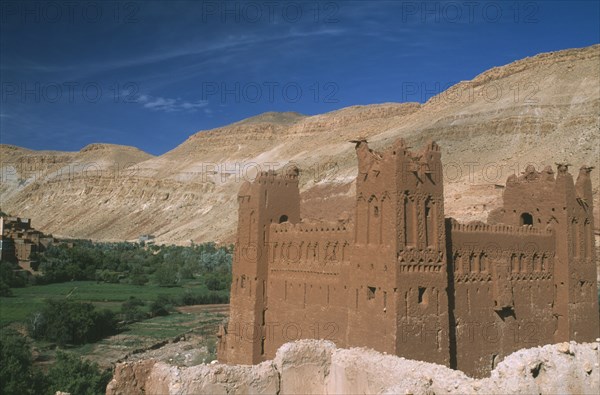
<box><xmin>1</xmin><ymin>45</ymin><xmax>598</xmax><ymax>244</ymax></box>
<box><xmin>105</xmin><ymin>339</ymin><xmax>600</xmax><ymax>394</ymax></box>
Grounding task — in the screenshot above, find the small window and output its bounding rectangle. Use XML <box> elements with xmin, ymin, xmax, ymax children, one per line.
<box><xmin>520</xmin><ymin>212</ymin><xmax>533</xmax><ymax>226</ymax></box>
<box><xmin>418</xmin><ymin>287</ymin><xmax>427</xmax><ymax>304</ymax></box>
<box><xmin>279</xmin><ymin>215</ymin><xmax>288</xmax><ymax>223</ymax></box>
<box><xmin>367</xmin><ymin>286</ymin><xmax>376</xmax><ymax>300</ymax></box>
<box><xmin>373</xmin><ymin>206</ymin><xmax>379</xmax><ymax>217</ymax></box>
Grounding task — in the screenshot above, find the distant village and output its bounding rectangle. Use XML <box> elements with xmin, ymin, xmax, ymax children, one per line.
<box><xmin>0</xmin><ymin>213</ymin><xmax>159</xmax><ymax>275</ymax></box>
<box><xmin>0</xmin><ymin>214</ymin><xmax>55</xmax><ymax>272</ymax></box>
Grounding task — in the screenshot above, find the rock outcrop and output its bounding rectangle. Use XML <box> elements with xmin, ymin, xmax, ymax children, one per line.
<box><xmin>2</xmin><ymin>45</ymin><xmax>599</xmax><ymax>244</ymax></box>
<box><xmin>106</xmin><ymin>339</ymin><xmax>600</xmax><ymax>395</ymax></box>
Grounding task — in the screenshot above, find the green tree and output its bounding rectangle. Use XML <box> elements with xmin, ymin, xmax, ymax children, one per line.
<box><xmin>121</xmin><ymin>297</ymin><xmax>146</xmax><ymax>323</ymax></box>
<box><xmin>150</xmin><ymin>294</ymin><xmax>173</xmax><ymax>317</ymax></box>
<box><xmin>45</xmin><ymin>352</ymin><xmax>111</xmax><ymax>395</ymax></box>
<box><xmin>0</xmin><ymin>261</ymin><xmax>28</xmax><ymax>292</ymax></box>
<box><xmin>29</xmin><ymin>299</ymin><xmax>117</xmax><ymax>345</ymax></box>
<box><xmin>155</xmin><ymin>263</ymin><xmax>179</xmax><ymax>286</ymax></box>
<box><xmin>0</xmin><ymin>329</ymin><xmax>35</xmax><ymax>394</ymax></box>
<box><xmin>0</xmin><ymin>280</ymin><xmax>12</xmax><ymax>297</ymax></box>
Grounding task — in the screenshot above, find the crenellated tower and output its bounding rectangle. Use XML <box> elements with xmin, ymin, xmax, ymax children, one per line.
<box><xmin>491</xmin><ymin>163</ymin><xmax>598</xmax><ymax>343</ymax></box>
<box><xmin>217</xmin><ymin>166</ymin><xmax>300</xmax><ymax>364</ymax></box>
<box><xmin>347</xmin><ymin>138</ymin><xmax>450</xmax><ymax>366</ymax></box>
<box><xmin>392</xmin><ymin>139</ymin><xmax>449</xmax><ymax>366</ymax></box>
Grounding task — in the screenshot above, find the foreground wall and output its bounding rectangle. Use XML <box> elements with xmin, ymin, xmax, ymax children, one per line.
<box><xmin>107</xmin><ymin>339</ymin><xmax>599</xmax><ymax>395</ymax></box>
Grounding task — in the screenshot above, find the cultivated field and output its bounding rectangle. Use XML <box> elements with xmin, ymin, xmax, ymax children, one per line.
<box><xmin>0</xmin><ymin>280</ymin><xmax>209</xmax><ymax>325</ymax></box>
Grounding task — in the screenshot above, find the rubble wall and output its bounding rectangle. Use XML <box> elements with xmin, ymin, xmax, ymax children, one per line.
<box><xmin>107</xmin><ymin>339</ymin><xmax>599</xmax><ymax>395</ymax></box>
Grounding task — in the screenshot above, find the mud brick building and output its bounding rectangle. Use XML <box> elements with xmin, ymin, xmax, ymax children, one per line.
<box><xmin>0</xmin><ymin>216</ymin><xmax>54</xmax><ymax>271</ymax></box>
<box><xmin>217</xmin><ymin>138</ymin><xmax>598</xmax><ymax>377</ymax></box>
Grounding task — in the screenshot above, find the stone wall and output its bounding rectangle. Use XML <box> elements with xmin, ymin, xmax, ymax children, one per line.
<box><xmin>106</xmin><ymin>339</ymin><xmax>600</xmax><ymax>395</ymax></box>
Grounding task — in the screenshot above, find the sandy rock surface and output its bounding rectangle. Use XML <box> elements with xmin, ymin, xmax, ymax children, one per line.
<box><xmin>106</xmin><ymin>339</ymin><xmax>600</xmax><ymax>394</ymax></box>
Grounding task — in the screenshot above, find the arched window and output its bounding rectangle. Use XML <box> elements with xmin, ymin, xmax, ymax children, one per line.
<box><xmin>279</xmin><ymin>215</ymin><xmax>288</xmax><ymax>223</ymax></box>
<box><xmin>454</xmin><ymin>252</ymin><xmax>461</xmax><ymax>273</ymax></box>
<box><xmin>404</xmin><ymin>195</ymin><xmax>416</xmax><ymax>247</ymax></box>
<box><xmin>519</xmin><ymin>253</ymin><xmax>526</xmax><ymax>272</ymax></box>
<box><xmin>532</xmin><ymin>253</ymin><xmax>540</xmax><ymax>272</ymax></box>
<box><xmin>510</xmin><ymin>254</ymin><xmax>518</xmax><ymax>273</ymax></box>
<box><xmin>541</xmin><ymin>254</ymin><xmax>547</xmax><ymax>271</ymax></box>
<box><xmin>520</xmin><ymin>212</ymin><xmax>533</xmax><ymax>226</ymax></box>
<box><xmin>425</xmin><ymin>198</ymin><xmax>435</xmax><ymax>248</ymax></box>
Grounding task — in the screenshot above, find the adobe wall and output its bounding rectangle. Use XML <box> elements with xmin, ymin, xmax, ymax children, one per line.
<box><xmin>220</xmin><ymin>168</ymin><xmax>301</xmax><ymax>364</ymax></box>
<box><xmin>391</xmin><ymin>140</ymin><xmax>450</xmax><ymax>366</ymax></box>
<box><xmin>0</xmin><ymin>217</ymin><xmax>51</xmax><ymax>270</ymax></box>
<box><xmin>346</xmin><ymin>139</ymin><xmax>451</xmax><ymax>365</ymax></box>
<box><xmin>348</xmin><ymin>139</ymin><xmax>405</xmax><ymax>357</ymax></box>
<box><xmin>568</xmin><ymin>166</ymin><xmax>597</xmax><ymax>341</ymax></box>
<box><xmin>490</xmin><ymin>164</ymin><xmax>599</xmax><ymax>343</ymax></box>
<box><xmin>447</xmin><ymin>220</ymin><xmax>556</xmax><ymax>377</ymax></box>
<box><xmin>264</xmin><ymin>221</ymin><xmax>353</xmax><ymax>357</ymax></box>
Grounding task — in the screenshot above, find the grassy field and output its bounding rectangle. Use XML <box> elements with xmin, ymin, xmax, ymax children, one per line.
<box><xmin>0</xmin><ymin>280</ymin><xmax>205</xmax><ymax>325</ymax></box>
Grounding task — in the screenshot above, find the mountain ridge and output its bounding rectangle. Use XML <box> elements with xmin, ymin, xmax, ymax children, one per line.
<box><xmin>1</xmin><ymin>44</ymin><xmax>598</xmax><ymax>244</ymax></box>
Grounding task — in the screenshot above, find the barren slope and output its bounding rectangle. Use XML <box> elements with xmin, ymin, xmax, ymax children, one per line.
<box><xmin>1</xmin><ymin>45</ymin><xmax>598</xmax><ymax>244</ymax></box>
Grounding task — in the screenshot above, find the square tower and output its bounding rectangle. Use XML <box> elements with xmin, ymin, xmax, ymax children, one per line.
<box><xmin>218</xmin><ymin>167</ymin><xmax>300</xmax><ymax>364</ymax></box>
<box><xmin>347</xmin><ymin>138</ymin><xmax>450</xmax><ymax>366</ymax></box>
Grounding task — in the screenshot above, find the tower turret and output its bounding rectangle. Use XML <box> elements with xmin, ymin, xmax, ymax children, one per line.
<box><xmin>347</xmin><ymin>138</ymin><xmax>450</xmax><ymax>366</ymax></box>
<box><xmin>218</xmin><ymin>166</ymin><xmax>300</xmax><ymax>364</ymax></box>
<box><xmin>492</xmin><ymin>163</ymin><xmax>598</xmax><ymax>343</ymax></box>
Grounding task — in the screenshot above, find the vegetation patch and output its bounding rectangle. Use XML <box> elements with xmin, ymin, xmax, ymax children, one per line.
<box><xmin>0</xmin><ymin>240</ymin><xmax>233</xmax><ymax>392</ymax></box>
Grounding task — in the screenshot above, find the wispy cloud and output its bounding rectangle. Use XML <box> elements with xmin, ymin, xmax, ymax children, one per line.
<box><xmin>2</xmin><ymin>27</ymin><xmax>347</xmax><ymax>79</ymax></box>
<box><xmin>95</xmin><ymin>28</ymin><xmax>346</xmax><ymax>74</ymax></box>
<box><xmin>136</xmin><ymin>94</ymin><xmax>208</xmax><ymax>113</ymax></box>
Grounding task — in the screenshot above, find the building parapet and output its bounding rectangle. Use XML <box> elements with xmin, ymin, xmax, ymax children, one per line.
<box><xmin>255</xmin><ymin>166</ymin><xmax>300</xmax><ymax>184</ymax></box>
<box><xmin>271</xmin><ymin>220</ymin><xmax>351</xmax><ymax>234</ymax></box>
<box><xmin>448</xmin><ymin>219</ymin><xmax>553</xmax><ymax>235</ymax></box>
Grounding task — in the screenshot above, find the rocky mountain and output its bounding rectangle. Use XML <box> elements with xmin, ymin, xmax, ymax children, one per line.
<box><xmin>1</xmin><ymin>44</ymin><xmax>598</xmax><ymax>244</ymax></box>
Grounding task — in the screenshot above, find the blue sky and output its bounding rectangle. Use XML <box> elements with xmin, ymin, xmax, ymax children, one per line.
<box><xmin>1</xmin><ymin>0</ymin><xmax>598</xmax><ymax>155</ymax></box>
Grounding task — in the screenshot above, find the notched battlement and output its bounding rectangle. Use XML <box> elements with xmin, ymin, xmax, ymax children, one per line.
<box><xmin>271</xmin><ymin>219</ymin><xmax>352</xmax><ymax>234</ymax></box>
<box><xmin>254</xmin><ymin>165</ymin><xmax>300</xmax><ymax>183</ymax></box>
<box><xmin>448</xmin><ymin>218</ymin><xmax>553</xmax><ymax>235</ymax></box>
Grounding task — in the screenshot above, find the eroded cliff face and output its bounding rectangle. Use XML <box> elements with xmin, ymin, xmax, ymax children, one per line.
<box><xmin>106</xmin><ymin>339</ymin><xmax>600</xmax><ymax>395</ymax></box>
<box><xmin>2</xmin><ymin>45</ymin><xmax>599</xmax><ymax>244</ymax></box>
